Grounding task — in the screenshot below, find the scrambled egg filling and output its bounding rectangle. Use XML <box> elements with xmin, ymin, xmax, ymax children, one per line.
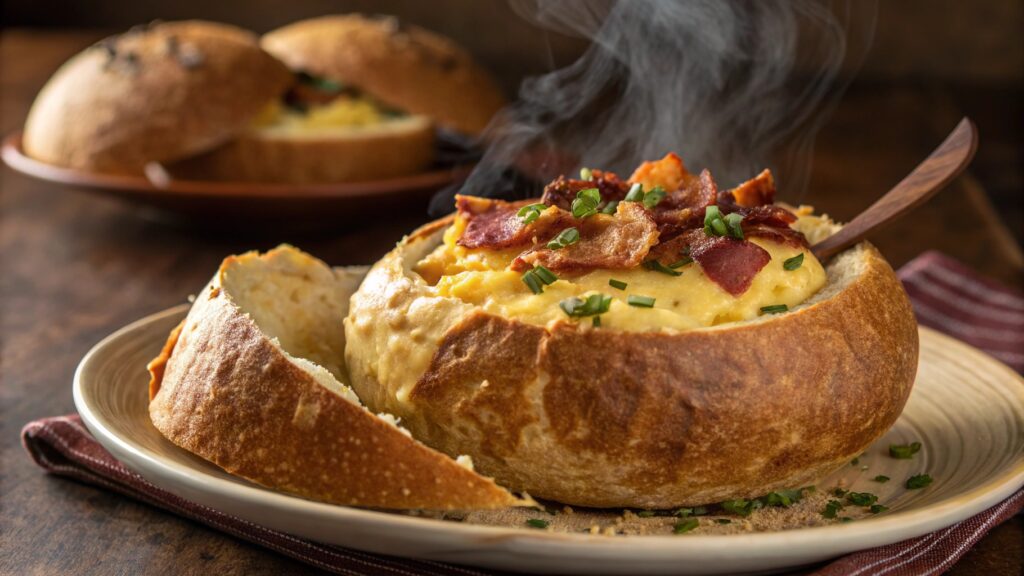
<box><xmin>253</xmin><ymin>96</ymin><xmax>398</xmax><ymax>131</ymax></box>
<box><xmin>415</xmin><ymin>215</ymin><xmax>828</xmax><ymax>333</ymax></box>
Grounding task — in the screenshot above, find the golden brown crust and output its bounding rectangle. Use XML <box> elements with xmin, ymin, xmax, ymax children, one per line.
<box><xmin>261</xmin><ymin>14</ymin><xmax>506</xmax><ymax>135</ymax></box>
<box><xmin>148</xmin><ymin>249</ymin><xmax>519</xmax><ymax>510</ymax></box>
<box><xmin>23</xmin><ymin>21</ymin><xmax>292</xmax><ymax>174</ymax></box>
<box><xmin>345</xmin><ymin>221</ymin><xmax>919</xmax><ymax>508</ymax></box>
<box><xmin>166</xmin><ymin>117</ymin><xmax>435</xmax><ymax>183</ymax></box>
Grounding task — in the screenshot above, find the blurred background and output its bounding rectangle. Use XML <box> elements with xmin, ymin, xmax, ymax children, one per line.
<box><xmin>1</xmin><ymin>0</ymin><xmax>1021</xmax><ymax>287</ymax></box>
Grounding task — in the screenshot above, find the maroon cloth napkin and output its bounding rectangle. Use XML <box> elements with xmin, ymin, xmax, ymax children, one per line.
<box><xmin>21</xmin><ymin>251</ymin><xmax>1024</xmax><ymax>576</ymax></box>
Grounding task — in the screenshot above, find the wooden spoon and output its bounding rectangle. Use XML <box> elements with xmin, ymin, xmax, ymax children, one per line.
<box><xmin>811</xmin><ymin>117</ymin><xmax>979</xmax><ymax>261</ymax></box>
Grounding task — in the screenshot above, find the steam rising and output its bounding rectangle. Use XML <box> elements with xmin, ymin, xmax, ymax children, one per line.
<box><xmin>434</xmin><ymin>0</ymin><xmax>876</xmax><ymax>214</ymax></box>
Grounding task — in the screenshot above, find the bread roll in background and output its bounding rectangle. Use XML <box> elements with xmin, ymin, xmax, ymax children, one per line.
<box><xmin>23</xmin><ymin>21</ymin><xmax>292</xmax><ymax>174</ymax></box>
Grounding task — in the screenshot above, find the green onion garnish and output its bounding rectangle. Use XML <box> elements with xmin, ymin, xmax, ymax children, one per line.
<box><xmin>869</xmin><ymin>504</ymin><xmax>889</xmax><ymax>514</ymax></box>
<box><xmin>716</xmin><ymin>518</ymin><xmax>732</xmax><ymax>525</ymax></box>
<box><xmin>525</xmin><ymin>518</ymin><xmax>549</xmax><ymax>529</ymax></box>
<box><xmin>571</xmin><ymin>187</ymin><xmax>602</xmax><ymax>219</ymax></box>
<box><xmin>608</xmin><ymin>279</ymin><xmax>628</xmax><ymax>290</ymax></box>
<box><xmin>720</xmin><ymin>499</ymin><xmax>753</xmax><ymax>517</ymax></box>
<box><xmin>559</xmin><ymin>293</ymin><xmax>612</xmax><ymax>318</ymax></box>
<box><xmin>627</xmin><ymin>295</ymin><xmax>656</xmax><ymax>308</ymax></box>
<box><xmin>592</xmin><ymin>315</ymin><xmax>601</xmax><ymax>327</ymax></box>
<box><xmin>846</xmin><ymin>492</ymin><xmax>878</xmax><ymax>507</ymax></box>
<box><xmin>547</xmin><ymin>227</ymin><xmax>580</xmax><ymax>250</ymax></box>
<box><xmin>643</xmin><ymin>260</ymin><xmax>682</xmax><ymax>276</ymax></box>
<box><xmin>906</xmin><ymin>474</ymin><xmax>933</xmax><ymax>489</ymax></box>
<box><xmin>636</xmin><ymin>510</ymin><xmax>655</xmax><ymax>518</ymax></box>
<box><xmin>673</xmin><ymin>518</ymin><xmax>700</xmax><ymax>534</ymax></box>
<box><xmin>724</xmin><ymin>212</ymin><xmax>744</xmax><ymax>239</ymax></box>
<box><xmin>579</xmin><ymin>167</ymin><xmax>593</xmax><ymax>181</ymax></box>
<box><xmin>521</xmin><ymin>271</ymin><xmax>544</xmax><ymax>294</ymax></box>
<box><xmin>760</xmin><ymin>304</ymin><xmax>788</xmax><ymax>314</ymax></box>
<box><xmin>832</xmin><ymin>487</ymin><xmax>848</xmax><ymax>497</ymax></box>
<box><xmin>517</xmin><ymin>203</ymin><xmax>546</xmax><ymax>225</ymax></box>
<box><xmin>889</xmin><ymin>442</ymin><xmax>922</xmax><ymax>459</ymax></box>
<box><xmin>624</xmin><ymin>183</ymin><xmax>644</xmax><ymax>202</ymax></box>
<box><xmin>601</xmin><ymin>200</ymin><xmax>619</xmax><ymax>215</ymax></box>
<box><xmin>533</xmin><ymin>265</ymin><xmax>557</xmax><ymax>285</ymax></box>
<box><xmin>783</xmin><ymin>253</ymin><xmax>805</xmax><ymax>271</ymax></box>
<box><xmin>822</xmin><ymin>500</ymin><xmax>844</xmax><ymax>519</ymax></box>
<box><xmin>642</xmin><ymin>186</ymin><xmax>666</xmax><ymax>209</ymax></box>
<box><xmin>873</xmin><ymin>475</ymin><xmax>891</xmax><ymax>483</ymax></box>
<box><xmin>669</xmin><ymin>257</ymin><xmax>693</xmax><ymax>268</ymax></box>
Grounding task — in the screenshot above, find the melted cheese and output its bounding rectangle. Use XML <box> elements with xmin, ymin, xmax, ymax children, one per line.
<box><xmin>416</xmin><ymin>215</ymin><xmax>828</xmax><ymax>333</ymax></box>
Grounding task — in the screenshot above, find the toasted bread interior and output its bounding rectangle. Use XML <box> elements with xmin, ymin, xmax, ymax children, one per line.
<box><xmin>221</xmin><ymin>247</ymin><xmax>366</xmax><ymax>403</ymax></box>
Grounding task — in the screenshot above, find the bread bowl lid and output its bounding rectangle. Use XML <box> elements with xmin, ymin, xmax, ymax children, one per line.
<box><xmin>260</xmin><ymin>14</ymin><xmax>507</xmax><ymax>136</ymax></box>
<box><xmin>22</xmin><ymin>20</ymin><xmax>293</xmax><ymax>174</ymax></box>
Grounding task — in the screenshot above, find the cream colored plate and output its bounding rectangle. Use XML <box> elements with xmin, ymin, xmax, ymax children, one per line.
<box><xmin>74</xmin><ymin>305</ymin><xmax>1024</xmax><ymax>575</ymax></box>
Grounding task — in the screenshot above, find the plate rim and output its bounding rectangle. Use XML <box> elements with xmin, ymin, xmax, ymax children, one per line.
<box><xmin>2</xmin><ymin>130</ymin><xmax>473</xmax><ymax>199</ymax></box>
<box><xmin>73</xmin><ymin>305</ymin><xmax>1024</xmax><ymax>561</ymax></box>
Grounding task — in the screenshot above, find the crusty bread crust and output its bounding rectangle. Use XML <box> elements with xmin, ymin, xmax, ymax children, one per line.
<box><xmin>261</xmin><ymin>14</ymin><xmax>506</xmax><ymax>136</ymax></box>
<box><xmin>345</xmin><ymin>220</ymin><xmax>920</xmax><ymax>508</ymax></box>
<box><xmin>147</xmin><ymin>247</ymin><xmax>519</xmax><ymax>510</ymax></box>
<box><xmin>24</xmin><ymin>21</ymin><xmax>292</xmax><ymax>174</ymax></box>
<box><xmin>166</xmin><ymin>116</ymin><xmax>435</xmax><ymax>183</ymax></box>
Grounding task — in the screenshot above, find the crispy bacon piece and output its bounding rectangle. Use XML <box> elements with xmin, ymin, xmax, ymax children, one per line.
<box><xmin>650</xmin><ymin>169</ymin><xmax>719</xmax><ymax>238</ymax></box>
<box><xmin>512</xmin><ymin>202</ymin><xmax>659</xmax><ymax>273</ymax></box>
<box><xmin>628</xmin><ymin>152</ymin><xmax>694</xmax><ymax>193</ymax></box>
<box><xmin>741</xmin><ymin>205</ymin><xmax>807</xmax><ymax>248</ymax></box>
<box><xmin>456</xmin><ymin>195</ymin><xmax>573</xmax><ymax>250</ymax></box>
<box><xmin>688</xmin><ymin>231</ymin><xmax>771</xmax><ymax>296</ymax></box>
<box><xmin>730</xmin><ymin>169</ymin><xmax>776</xmax><ymax>207</ymax></box>
<box><xmin>541</xmin><ymin>171</ymin><xmax>629</xmax><ymax>211</ymax></box>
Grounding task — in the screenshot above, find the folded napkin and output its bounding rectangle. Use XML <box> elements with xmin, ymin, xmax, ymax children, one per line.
<box><xmin>21</xmin><ymin>251</ymin><xmax>1024</xmax><ymax>576</ymax></box>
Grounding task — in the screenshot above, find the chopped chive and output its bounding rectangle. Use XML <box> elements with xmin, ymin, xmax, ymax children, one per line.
<box><xmin>669</xmin><ymin>257</ymin><xmax>693</xmax><ymax>268</ymax></box>
<box><xmin>720</xmin><ymin>499</ymin><xmax>753</xmax><ymax>517</ymax></box>
<box><xmin>533</xmin><ymin>265</ymin><xmax>558</xmax><ymax>285</ymax></box>
<box><xmin>627</xmin><ymin>295</ymin><xmax>656</xmax><ymax>308</ymax></box>
<box><xmin>673</xmin><ymin>518</ymin><xmax>700</xmax><ymax>534</ymax></box>
<box><xmin>517</xmin><ymin>203</ymin><xmax>546</xmax><ymax>225</ymax></box>
<box><xmin>601</xmin><ymin>200</ymin><xmax>619</xmax><ymax>215</ymax></box>
<box><xmin>592</xmin><ymin>315</ymin><xmax>601</xmax><ymax>327</ymax></box>
<box><xmin>760</xmin><ymin>304</ymin><xmax>788</xmax><ymax>314</ymax></box>
<box><xmin>642</xmin><ymin>186</ymin><xmax>666</xmax><ymax>209</ymax></box>
<box><xmin>560</xmin><ymin>293</ymin><xmax>612</xmax><ymax>318</ymax></box>
<box><xmin>832</xmin><ymin>487</ymin><xmax>848</xmax><ymax>498</ymax></box>
<box><xmin>846</xmin><ymin>492</ymin><xmax>878</xmax><ymax>507</ymax></box>
<box><xmin>822</xmin><ymin>500</ymin><xmax>844</xmax><ymax>519</ymax></box>
<box><xmin>906</xmin><ymin>474</ymin><xmax>933</xmax><ymax>490</ymax></box>
<box><xmin>869</xmin><ymin>504</ymin><xmax>889</xmax><ymax>514</ymax></box>
<box><xmin>724</xmin><ymin>212</ymin><xmax>744</xmax><ymax>239</ymax></box>
<box><xmin>525</xmin><ymin>518</ymin><xmax>549</xmax><ymax>529</ymax></box>
<box><xmin>783</xmin><ymin>253</ymin><xmax>805</xmax><ymax>271</ymax></box>
<box><xmin>547</xmin><ymin>227</ymin><xmax>580</xmax><ymax>250</ymax></box>
<box><xmin>872</xmin><ymin>475</ymin><xmax>891</xmax><ymax>483</ymax></box>
<box><xmin>710</xmin><ymin>218</ymin><xmax>727</xmax><ymax>236</ymax></box>
<box><xmin>571</xmin><ymin>187</ymin><xmax>601</xmax><ymax>219</ymax></box>
<box><xmin>521</xmin><ymin>271</ymin><xmax>544</xmax><ymax>294</ymax></box>
<box><xmin>624</xmin><ymin>183</ymin><xmax>644</xmax><ymax>202</ymax></box>
<box><xmin>579</xmin><ymin>167</ymin><xmax>593</xmax><ymax>181</ymax></box>
<box><xmin>889</xmin><ymin>442</ymin><xmax>922</xmax><ymax>460</ymax></box>
<box><xmin>715</xmin><ymin>518</ymin><xmax>732</xmax><ymax>525</ymax></box>
<box><xmin>643</xmin><ymin>260</ymin><xmax>682</xmax><ymax>276</ymax></box>
<box><xmin>608</xmin><ymin>278</ymin><xmax>628</xmax><ymax>290</ymax></box>
<box><xmin>636</xmin><ymin>510</ymin><xmax>655</xmax><ymax>518</ymax></box>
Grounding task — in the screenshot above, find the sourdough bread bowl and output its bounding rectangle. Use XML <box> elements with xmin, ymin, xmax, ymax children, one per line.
<box><xmin>23</xmin><ymin>21</ymin><xmax>292</xmax><ymax>174</ymax></box>
<box><xmin>172</xmin><ymin>14</ymin><xmax>506</xmax><ymax>183</ymax></box>
<box><xmin>147</xmin><ymin>246</ymin><xmax>519</xmax><ymax>510</ymax></box>
<box><xmin>344</xmin><ymin>155</ymin><xmax>920</xmax><ymax>509</ymax></box>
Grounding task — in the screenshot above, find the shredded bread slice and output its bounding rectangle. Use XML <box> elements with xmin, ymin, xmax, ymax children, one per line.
<box><xmin>147</xmin><ymin>245</ymin><xmax>520</xmax><ymax>510</ymax></box>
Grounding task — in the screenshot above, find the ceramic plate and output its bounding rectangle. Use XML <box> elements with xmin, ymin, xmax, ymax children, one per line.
<box><xmin>1</xmin><ymin>131</ymin><xmax>470</xmax><ymax>224</ymax></box>
<box><xmin>73</xmin><ymin>305</ymin><xmax>1024</xmax><ymax>575</ymax></box>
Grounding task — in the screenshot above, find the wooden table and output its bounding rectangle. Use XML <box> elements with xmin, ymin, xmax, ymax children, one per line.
<box><xmin>1</xmin><ymin>30</ymin><xmax>1021</xmax><ymax>575</ymax></box>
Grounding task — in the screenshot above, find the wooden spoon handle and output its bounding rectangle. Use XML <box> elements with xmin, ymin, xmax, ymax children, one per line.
<box><xmin>811</xmin><ymin>118</ymin><xmax>979</xmax><ymax>261</ymax></box>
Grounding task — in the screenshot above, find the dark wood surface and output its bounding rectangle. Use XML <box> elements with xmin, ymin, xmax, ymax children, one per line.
<box><xmin>1</xmin><ymin>30</ymin><xmax>1021</xmax><ymax>576</ymax></box>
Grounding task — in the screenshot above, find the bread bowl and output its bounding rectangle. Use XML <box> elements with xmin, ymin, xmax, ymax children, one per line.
<box><xmin>147</xmin><ymin>246</ymin><xmax>520</xmax><ymax>510</ymax></box>
<box><xmin>172</xmin><ymin>14</ymin><xmax>506</xmax><ymax>183</ymax></box>
<box><xmin>23</xmin><ymin>21</ymin><xmax>292</xmax><ymax>174</ymax></box>
<box><xmin>344</xmin><ymin>153</ymin><xmax>920</xmax><ymax>508</ymax></box>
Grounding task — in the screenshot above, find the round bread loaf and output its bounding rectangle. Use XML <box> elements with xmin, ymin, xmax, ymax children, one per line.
<box><xmin>343</xmin><ymin>217</ymin><xmax>920</xmax><ymax>508</ymax></box>
<box><xmin>261</xmin><ymin>14</ymin><xmax>506</xmax><ymax>136</ymax></box>
<box><xmin>166</xmin><ymin>115</ymin><xmax>435</xmax><ymax>183</ymax></box>
<box><xmin>23</xmin><ymin>21</ymin><xmax>292</xmax><ymax>174</ymax></box>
